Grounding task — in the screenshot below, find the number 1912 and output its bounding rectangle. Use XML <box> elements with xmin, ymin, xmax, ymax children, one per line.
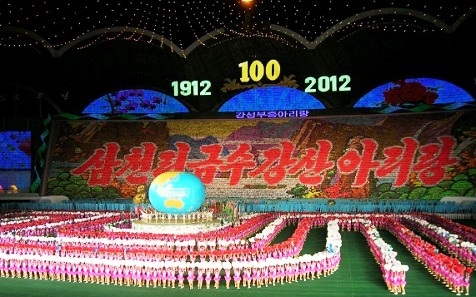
<box><xmin>171</xmin><ymin>80</ymin><xmax>212</xmax><ymax>96</ymax></box>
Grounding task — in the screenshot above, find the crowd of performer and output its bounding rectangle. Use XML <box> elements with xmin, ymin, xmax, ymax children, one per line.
<box><xmin>0</xmin><ymin>252</ymin><xmax>340</xmax><ymax>289</ymax></box>
<box><xmin>0</xmin><ymin>210</ymin><xmax>473</xmax><ymax>295</ymax></box>
<box><xmin>139</xmin><ymin>209</ymin><xmax>214</xmax><ymax>224</ymax></box>
<box><xmin>0</xmin><ymin>219</ymin><xmax>341</xmax><ymax>290</ymax></box>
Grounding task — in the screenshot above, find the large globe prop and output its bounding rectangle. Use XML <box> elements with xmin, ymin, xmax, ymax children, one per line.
<box><xmin>148</xmin><ymin>171</ymin><xmax>206</xmax><ymax>214</ymax></box>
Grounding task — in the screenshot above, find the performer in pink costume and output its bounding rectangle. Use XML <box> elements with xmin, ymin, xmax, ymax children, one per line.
<box><xmin>213</xmin><ymin>266</ymin><xmax>222</xmax><ymax>289</ymax></box>
<box><xmin>205</xmin><ymin>265</ymin><xmax>213</xmax><ymax>289</ymax></box>
<box><xmin>251</xmin><ymin>264</ymin><xmax>259</xmax><ymax>287</ymax></box>
<box><xmin>14</xmin><ymin>259</ymin><xmax>22</xmax><ymax>279</ymax></box>
<box><xmin>399</xmin><ymin>265</ymin><xmax>409</xmax><ymax>295</ymax></box>
<box><xmin>277</xmin><ymin>262</ymin><xmax>285</xmax><ymax>285</ymax></box>
<box><xmin>196</xmin><ymin>265</ymin><xmax>205</xmax><ymax>289</ymax></box>
<box><xmin>152</xmin><ymin>266</ymin><xmax>160</xmax><ymax>288</ymax></box>
<box><xmin>85</xmin><ymin>263</ymin><xmax>93</xmax><ymax>283</ymax></box>
<box><xmin>21</xmin><ymin>259</ymin><xmax>28</xmax><ymax>279</ymax></box>
<box><xmin>392</xmin><ymin>266</ymin><xmax>401</xmax><ymax>295</ymax></box>
<box><xmin>34</xmin><ymin>260</ymin><xmax>42</xmax><ymax>280</ymax></box>
<box><xmin>299</xmin><ymin>260</ymin><xmax>307</xmax><ymax>281</ymax></box>
<box><xmin>177</xmin><ymin>264</ymin><xmax>185</xmax><ymax>289</ymax></box>
<box><xmin>292</xmin><ymin>260</ymin><xmax>299</xmax><ymax>282</ymax></box>
<box><xmin>161</xmin><ymin>266</ymin><xmax>168</xmax><ymax>288</ymax></box>
<box><xmin>117</xmin><ymin>265</ymin><xmax>124</xmax><ymax>286</ymax></box>
<box><xmin>223</xmin><ymin>261</ymin><xmax>232</xmax><ymax>289</ymax></box>
<box><xmin>167</xmin><ymin>266</ymin><xmax>176</xmax><ymax>288</ymax></box>
<box><xmin>65</xmin><ymin>262</ymin><xmax>72</xmax><ymax>282</ymax></box>
<box><xmin>144</xmin><ymin>267</ymin><xmax>152</xmax><ymax>288</ymax></box>
<box><xmin>76</xmin><ymin>262</ymin><xmax>84</xmax><ymax>283</ymax></box>
<box><xmin>268</xmin><ymin>261</ymin><xmax>277</xmax><ymax>286</ymax></box>
<box><xmin>136</xmin><ymin>266</ymin><xmax>144</xmax><ymax>287</ymax></box>
<box><xmin>92</xmin><ymin>263</ymin><xmax>100</xmax><ymax>284</ymax></box>
<box><xmin>104</xmin><ymin>264</ymin><xmax>111</xmax><ymax>285</ymax></box>
<box><xmin>243</xmin><ymin>266</ymin><xmax>252</xmax><ymax>288</ymax></box>
<box><xmin>187</xmin><ymin>264</ymin><xmax>196</xmax><ymax>289</ymax></box>
<box><xmin>261</xmin><ymin>262</ymin><xmax>269</xmax><ymax>287</ymax></box>
<box><xmin>233</xmin><ymin>262</ymin><xmax>242</xmax><ymax>289</ymax></box>
<box><xmin>111</xmin><ymin>265</ymin><xmax>119</xmax><ymax>285</ymax></box>
<box><xmin>124</xmin><ymin>266</ymin><xmax>132</xmax><ymax>286</ymax></box>
<box><xmin>383</xmin><ymin>264</ymin><xmax>392</xmax><ymax>292</ymax></box>
<box><xmin>0</xmin><ymin>258</ymin><xmax>5</xmax><ymax>278</ymax></box>
<box><xmin>453</xmin><ymin>266</ymin><xmax>464</xmax><ymax>296</ymax></box>
<box><xmin>7</xmin><ymin>259</ymin><xmax>15</xmax><ymax>278</ymax></box>
<box><xmin>285</xmin><ymin>262</ymin><xmax>293</xmax><ymax>283</ymax></box>
<box><xmin>463</xmin><ymin>267</ymin><xmax>472</xmax><ymax>296</ymax></box>
<box><xmin>51</xmin><ymin>261</ymin><xmax>59</xmax><ymax>281</ymax></box>
<box><xmin>26</xmin><ymin>259</ymin><xmax>35</xmax><ymax>279</ymax></box>
<box><xmin>316</xmin><ymin>257</ymin><xmax>323</xmax><ymax>279</ymax></box>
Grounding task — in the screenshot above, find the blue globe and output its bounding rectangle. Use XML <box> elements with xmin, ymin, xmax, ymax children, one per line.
<box><xmin>148</xmin><ymin>171</ymin><xmax>206</xmax><ymax>214</ymax></box>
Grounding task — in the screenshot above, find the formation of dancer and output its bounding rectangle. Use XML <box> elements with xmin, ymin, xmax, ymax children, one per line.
<box><xmin>0</xmin><ymin>252</ymin><xmax>341</xmax><ymax>290</ymax></box>
<box><xmin>0</xmin><ymin>210</ymin><xmax>473</xmax><ymax>295</ymax></box>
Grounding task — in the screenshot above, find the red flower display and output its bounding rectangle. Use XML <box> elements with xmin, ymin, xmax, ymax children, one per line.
<box><xmin>384</xmin><ymin>80</ymin><xmax>438</xmax><ymax>105</ymax></box>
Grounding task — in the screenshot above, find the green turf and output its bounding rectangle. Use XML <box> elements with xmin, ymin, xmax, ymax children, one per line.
<box><xmin>454</xmin><ymin>219</ymin><xmax>476</xmax><ymax>229</ymax></box>
<box><xmin>0</xmin><ymin>223</ymin><xmax>474</xmax><ymax>297</ymax></box>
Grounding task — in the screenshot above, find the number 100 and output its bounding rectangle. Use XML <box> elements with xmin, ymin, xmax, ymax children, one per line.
<box><xmin>239</xmin><ymin>59</ymin><xmax>280</xmax><ymax>83</ymax></box>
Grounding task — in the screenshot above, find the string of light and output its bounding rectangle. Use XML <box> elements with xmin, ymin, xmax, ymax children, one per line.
<box><xmin>0</xmin><ymin>0</ymin><xmax>471</xmax><ymax>49</ymax></box>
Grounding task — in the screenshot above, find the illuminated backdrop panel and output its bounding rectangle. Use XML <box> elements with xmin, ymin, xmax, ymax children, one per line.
<box><xmin>45</xmin><ymin>111</ymin><xmax>476</xmax><ymax>200</ymax></box>
<box><xmin>219</xmin><ymin>86</ymin><xmax>326</xmax><ymax>111</ymax></box>
<box><xmin>0</xmin><ymin>131</ymin><xmax>31</xmax><ymax>169</ymax></box>
<box><xmin>82</xmin><ymin>89</ymin><xmax>190</xmax><ymax>114</ymax></box>
<box><xmin>0</xmin><ymin>131</ymin><xmax>31</xmax><ymax>191</ymax></box>
<box><xmin>355</xmin><ymin>78</ymin><xmax>475</xmax><ymax>108</ymax></box>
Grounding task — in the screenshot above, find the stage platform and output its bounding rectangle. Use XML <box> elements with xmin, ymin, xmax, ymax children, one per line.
<box><xmin>129</xmin><ymin>218</ymin><xmax>225</xmax><ymax>234</ymax></box>
<box><xmin>0</xmin><ymin>193</ymin><xmax>68</xmax><ymax>203</ymax></box>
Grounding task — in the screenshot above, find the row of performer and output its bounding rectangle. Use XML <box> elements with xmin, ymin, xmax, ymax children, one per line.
<box><xmin>139</xmin><ymin>209</ymin><xmax>215</xmax><ymax>224</ymax></box>
<box><xmin>0</xmin><ymin>254</ymin><xmax>340</xmax><ymax>289</ymax></box>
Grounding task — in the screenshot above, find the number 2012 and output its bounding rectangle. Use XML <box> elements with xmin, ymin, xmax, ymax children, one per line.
<box><xmin>171</xmin><ymin>80</ymin><xmax>212</xmax><ymax>96</ymax></box>
<box><xmin>304</xmin><ymin>75</ymin><xmax>351</xmax><ymax>92</ymax></box>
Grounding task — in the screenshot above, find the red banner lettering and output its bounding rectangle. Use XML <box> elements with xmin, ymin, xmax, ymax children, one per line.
<box><xmin>71</xmin><ymin>137</ymin><xmax>458</xmax><ymax>189</ymax></box>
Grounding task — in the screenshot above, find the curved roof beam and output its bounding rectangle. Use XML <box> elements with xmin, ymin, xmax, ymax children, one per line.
<box><xmin>0</xmin><ymin>26</ymin><xmax>185</xmax><ymax>58</ymax></box>
<box><xmin>1</xmin><ymin>7</ymin><xmax>473</xmax><ymax>57</ymax></box>
<box><xmin>0</xmin><ymin>26</ymin><xmax>57</xmax><ymax>56</ymax></box>
<box><xmin>0</xmin><ymin>26</ymin><xmax>226</xmax><ymax>58</ymax></box>
<box><xmin>56</xmin><ymin>27</ymin><xmax>183</xmax><ymax>57</ymax></box>
<box><xmin>183</xmin><ymin>28</ymin><xmax>225</xmax><ymax>56</ymax></box>
<box><xmin>270</xmin><ymin>7</ymin><xmax>475</xmax><ymax>49</ymax></box>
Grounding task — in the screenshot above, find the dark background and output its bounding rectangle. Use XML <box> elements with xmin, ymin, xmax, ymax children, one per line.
<box><xmin>0</xmin><ymin>1</ymin><xmax>475</xmax><ymax>127</ymax></box>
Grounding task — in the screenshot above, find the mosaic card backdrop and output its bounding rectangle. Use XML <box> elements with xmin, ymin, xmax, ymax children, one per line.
<box><xmin>45</xmin><ymin>111</ymin><xmax>476</xmax><ymax>200</ymax></box>
<box><xmin>0</xmin><ymin>131</ymin><xmax>31</xmax><ymax>191</ymax></box>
